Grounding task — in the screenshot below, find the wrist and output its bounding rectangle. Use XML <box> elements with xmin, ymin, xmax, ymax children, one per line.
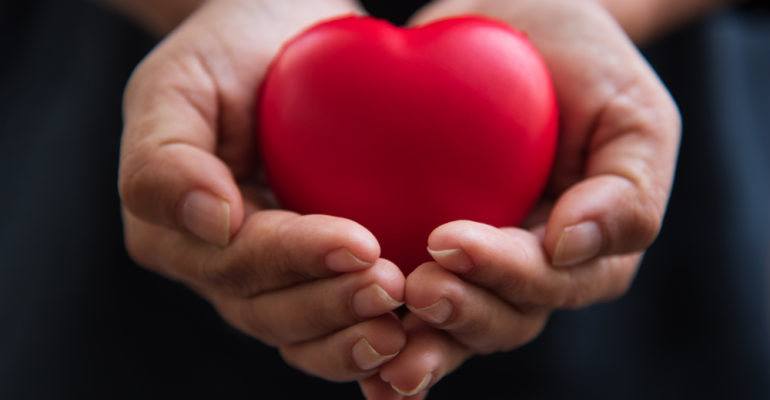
<box><xmin>96</xmin><ymin>0</ymin><xmax>363</xmax><ymax>38</ymax></box>
<box><xmin>219</xmin><ymin>0</ymin><xmax>364</xmax><ymax>40</ymax></box>
<box><xmin>94</xmin><ymin>0</ymin><xmax>204</xmax><ymax>37</ymax></box>
<box><xmin>588</xmin><ymin>0</ymin><xmax>739</xmax><ymax>44</ymax></box>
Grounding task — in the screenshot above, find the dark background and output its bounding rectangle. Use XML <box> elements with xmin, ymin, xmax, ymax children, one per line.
<box><xmin>1</xmin><ymin>0</ymin><xmax>768</xmax><ymax>398</ymax></box>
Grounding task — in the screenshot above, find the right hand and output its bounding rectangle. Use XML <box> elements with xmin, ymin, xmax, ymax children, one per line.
<box><xmin>118</xmin><ymin>0</ymin><xmax>407</xmax><ymax>383</ymax></box>
<box><xmin>359</xmin><ymin>0</ymin><xmax>681</xmax><ymax>397</ymax></box>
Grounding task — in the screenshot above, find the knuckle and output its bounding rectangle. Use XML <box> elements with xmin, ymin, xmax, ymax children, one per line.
<box><xmin>251</xmin><ymin>213</ymin><xmax>316</xmax><ymax>280</ymax></box>
<box><xmin>541</xmin><ymin>271</ymin><xmax>576</xmax><ymax>308</ymax></box>
<box><xmin>635</xmin><ymin>192</ymin><xmax>664</xmax><ymax>247</ymax></box>
<box><xmin>123</xmin><ymin>228</ymin><xmax>155</xmax><ymax>270</ymax></box>
<box><xmin>560</xmin><ymin>278</ymin><xmax>593</xmax><ymax>310</ymax></box>
<box><xmin>618</xmin><ymin>182</ymin><xmax>665</xmax><ymax>251</ymax></box>
<box><xmin>277</xmin><ymin>346</ymin><xmax>301</xmax><ymax>370</ymax></box>
<box><xmin>561</xmin><ymin>292</ymin><xmax>585</xmax><ymax>310</ymax></box>
<box><xmin>202</xmin><ymin>216</ymin><xmax>289</xmax><ymax>295</ymax></box>
<box><xmin>604</xmin><ymin>280</ymin><xmax>632</xmax><ymax>303</ymax></box>
<box><xmin>498</xmin><ymin>276</ymin><xmax>531</xmax><ymax>304</ymax></box>
<box><xmin>116</xmin><ymin>153</ymin><xmax>144</xmax><ymax>210</ymax></box>
<box><xmin>303</xmin><ymin>294</ymin><xmax>348</xmax><ymax>334</ymax></box>
<box><xmin>279</xmin><ymin>346</ymin><xmax>357</xmax><ymax>383</ymax></box>
<box><xmin>470</xmin><ymin>342</ymin><xmax>498</xmax><ymax>355</ymax></box>
<box><xmin>117</xmin><ymin>142</ymin><xmax>160</xmax><ymax>217</ymax></box>
<box><xmin>277</xmin><ymin>347</ymin><xmax>313</xmax><ymax>378</ymax></box>
<box><xmin>459</xmin><ymin>316</ymin><xmax>494</xmax><ymax>351</ymax></box>
<box><xmin>235</xmin><ymin>300</ymin><xmax>281</xmax><ymax>346</ymax></box>
<box><xmin>199</xmin><ymin>258</ymin><xmax>259</xmax><ymax>298</ymax></box>
<box><xmin>611</xmin><ymin>176</ymin><xmax>666</xmax><ymax>253</ymax></box>
<box><xmin>477</xmin><ymin>315</ymin><xmax>547</xmax><ymax>354</ymax></box>
<box><xmin>602</xmin><ymin>255</ymin><xmax>641</xmax><ymax>302</ymax></box>
<box><xmin>515</xmin><ymin>316</ymin><xmax>548</xmax><ymax>347</ymax></box>
<box><xmin>549</xmin><ymin>286</ymin><xmax>573</xmax><ymax>309</ymax></box>
<box><xmin>559</xmin><ymin>255</ymin><xmax>640</xmax><ymax>309</ymax></box>
<box><xmin>489</xmin><ymin>241</ymin><xmax>537</xmax><ymax>300</ymax></box>
<box><xmin>497</xmin><ymin>321</ymin><xmax>546</xmax><ymax>353</ymax></box>
<box><xmin>120</xmin><ymin>215</ymin><xmax>169</xmax><ymax>275</ymax></box>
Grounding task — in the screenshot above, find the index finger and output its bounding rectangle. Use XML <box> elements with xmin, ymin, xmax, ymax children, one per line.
<box><xmin>426</xmin><ymin>220</ymin><xmax>639</xmax><ymax>309</ymax></box>
<box><xmin>124</xmin><ymin>210</ymin><xmax>382</xmax><ymax>298</ymax></box>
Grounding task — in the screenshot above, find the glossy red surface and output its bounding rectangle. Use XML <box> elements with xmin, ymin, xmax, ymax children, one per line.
<box><xmin>258</xmin><ymin>16</ymin><xmax>558</xmax><ymax>274</ymax></box>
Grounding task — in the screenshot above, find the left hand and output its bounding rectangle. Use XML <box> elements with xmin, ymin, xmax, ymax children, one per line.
<box><xmin>358</xmin><ymin>0</ymin><xmax>681</xmax><ymax>398</ymax></box>
<box><xmin>117</xmin><ymin>0</ymin><xmax>409</xmax><ymax>386</ymax></box>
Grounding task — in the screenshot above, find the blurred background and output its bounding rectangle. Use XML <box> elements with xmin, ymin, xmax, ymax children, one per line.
<box><xmin>1</xmin><ymin>0</ymin><xmax>768</xmax><ymax>398</ymax></box>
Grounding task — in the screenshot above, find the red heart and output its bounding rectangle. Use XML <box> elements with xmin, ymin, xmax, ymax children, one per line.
<box><xmin>258</xmin><ymin>16</ymin><xmax>558</xmax><ymax>274</ymax></box>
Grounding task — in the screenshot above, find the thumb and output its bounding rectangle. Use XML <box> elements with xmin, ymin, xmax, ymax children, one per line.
<box><xmin>544</xmin><ymin>83</ymin><xmax>680</xmax><ymax>267</ymax></box>
<box><xmin>118</xmin><ymin>49</ymin><xmax>244</xmax><ymax>247</ymax></box>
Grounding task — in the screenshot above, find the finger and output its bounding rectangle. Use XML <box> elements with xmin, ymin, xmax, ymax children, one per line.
<box><xmin>279</xmin><ymin>314</ymin><xmax>407</xmax><ymax>383</ymax></box>
<box><xmin>426</xmin><ymin>220</ymin><xmax>567</xmax><ymax>306</ymax></box>
<box><xmin>378</xmin><ymin>314</ymin><xmax>470</xmax><ymax>397</ymax></box>
<box><xmin>536</xmin><ymin>8</ymin><xmax>680</xmax><ymax>266</ymax></box>
<box><xmin>210</xmin><ymin>259</ymin><xmax>404</xmax><ymax>346</ymax></box>
<box><xmin>559</xmin><ymin>252</ymin><xmax>642</xmax><ymax>308</ymax></box>
<box><xmin>406</xmin><ymin>262</ymin><xmax>549</xmax><ymax>353</ymax></box>
<box><xmin>359</xmin><ymin>377</ymin><xmax>403</xmax><ymax>400</ymax></box>
<box><xmin>544</xmin><ymin>176</ymin><xmax>656</xmax><ymax>267</ymax></box>
<box><xmin>118</xmin><ymin>47</ymin><xmax>247</xmax><ymax>247</ymax></box>
<box><xmin>540</xmin><ymin>64</ymin><xmax>681</xmax><ymax>267</ymax></box>
<box><xmin>359</xmin><ymin>377</ymin><xmax>429</xmax><ymax>400</ymax></box>
<box><xmin>123</xmin><ymin>210</ymin><xmax>380</xmax><ymax>297</ymax></box>
<box><xmin>543</xmin><ymin>88</ymin><xmax>680</xmax><ymax>267</ymax></box>
<box><xmin>518</xmin><ymin>1</ymin><xmax>680</xmax><ymax>267</ymax></box>
<box><xmin>427</xmin><ymin>220</ymin><xmax>640</xmax><ymax>309</ymax></box>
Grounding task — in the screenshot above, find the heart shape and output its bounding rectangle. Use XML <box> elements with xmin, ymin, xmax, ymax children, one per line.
<box><xmin>258</xmin><ymin>16</ymin><xmax>558</xmax><ymax>274</ymax></box>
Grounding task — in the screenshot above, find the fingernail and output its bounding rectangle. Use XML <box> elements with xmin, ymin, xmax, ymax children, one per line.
<box><xmin>408</xmin><ymin>298</ymin><xmax>453</xmax><ymax>325</ymax></box>
<box><xmin>352</xmin><ymin>284</ymin><xmax>403</xmax><ymax>318</ymax></box>
<box><xmin>352</xmin><ymin>338</ymin><xmax>398</xmax><ymax>371</ymax></box>
<box><xmin>325</xmin><ymin>248</ymin><xmax>373</xmax><ymax>272</ymax></box>
<box><xmin>553</xmin><ymin>221</ymin><xmax>603</xmax><ymax>267</ymax></box>
<box><xmin>427</xmin><ymin>248</ymin><xmax>474</xmax><ymax>273</ymax></box>
<box><xmin>392</xmin><ymin>372</ymin><xmax>433</xmax><ymax>396</ymax></box>
<box><xmin>180</xmin><ymin>190</ymin><xmax>230</xmax><ymax>247</ymax></box>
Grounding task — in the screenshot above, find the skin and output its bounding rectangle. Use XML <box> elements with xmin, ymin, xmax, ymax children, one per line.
<box><xmin>118</xmin><ymin>0</ymin><xmax>410</xmax><ymax>385</ymax></box>
<box><xmin>359</xmin><ymin>0</ymin><xmax>683</xmax><ymax>397</ymax></box>
<box><xmin>595</xmin><ymin>0</ymin><xmax>741</xmax><ymax>44</ymax></box>
<box><xmin>109</xmin><ymin>0</ymin><xmax>733</xmax><ymax>398</ymax></box>
<box><xmin>94</xmin><ymin>0</ymin><xmax>204</xmax><ymax>36</ymax></box>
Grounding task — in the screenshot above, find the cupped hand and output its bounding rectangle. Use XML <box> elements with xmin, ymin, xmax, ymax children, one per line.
<box><xmin>118</xmin><ymin>0</ymin><xmax>407</xmax><ymax>383</ymax></box>
<box><xmin>360</xmin><ymin>0</ymin><xmax>681</xmax><ymax>397</ymax></box>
